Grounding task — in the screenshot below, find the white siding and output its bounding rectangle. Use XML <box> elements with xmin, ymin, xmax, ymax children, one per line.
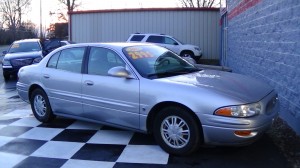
<box><xmin>70</xmin><ymin>9</ymin><xmax>220</xmax><ymax>60</ymax></box>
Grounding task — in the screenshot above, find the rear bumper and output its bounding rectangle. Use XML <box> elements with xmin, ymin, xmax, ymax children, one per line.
<box><xmin>17</xmin><ymin>82</ymin><xmax>30</xmax><ymax>103</ymax></box>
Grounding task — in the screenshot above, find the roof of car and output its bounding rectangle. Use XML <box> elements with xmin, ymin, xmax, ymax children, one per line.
<box><xmin>14</xmin><ymin>39</ymin><xmax>40</xmax><ymax>43</ymax></box>
<box><xmin>131</xmin><ymin>33</ymin><xmax>172</xmax><ymax>36</ymax></box>
<box><xmin>68</xmin><ymin>42</ymin><xmax>155</xmax><ymax>49</ymax></box>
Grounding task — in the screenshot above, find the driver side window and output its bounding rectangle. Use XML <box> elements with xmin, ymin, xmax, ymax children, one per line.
<box><xmin>164</xmin><ymin>37</ymin><xmax>177</xmax><ymax>45</ymax></box>
<box><xmin>88</xmin><ymin>47</ymin><xmax>125</xmax><ymax>76</ymax></box>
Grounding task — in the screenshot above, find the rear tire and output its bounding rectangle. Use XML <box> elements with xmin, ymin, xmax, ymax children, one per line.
<box><xmin>30</xmin><ymin>88</ymin><xmax>55</xmax><ymax>123</ymax></box>
<box><xmin>153</xmin><ymin>106</ymin><xmax>202</xmax><ymax>155</ymax></box>
<box><xmin>3</xmin><ymin>73</ymin><xmax>10</xmax><ymax>81</ymax></box>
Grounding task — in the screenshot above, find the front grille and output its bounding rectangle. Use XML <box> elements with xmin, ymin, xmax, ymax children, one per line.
<box><xmin>266</xmin><ymin>95</ymin><xmax>278</xmax><ymax>115</ymax></box>
<box><xmin>11</xmin><ymin>58</ymin><xmax>33</xmax><ymax>67</ymax></box>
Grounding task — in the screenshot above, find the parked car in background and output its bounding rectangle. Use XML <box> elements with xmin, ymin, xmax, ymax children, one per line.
<box><xmin>17</xmin><ymin>43</ymin><xmax>278</xmax><ymax>155</ymax></box>
<box><xmin>43</xmin><ymin>39</ymin><xmax>75</xmax><ymax>52</ymax></box>
<box><xmin>127</xmin><ymin>33</ymin><xmax>202</xmax><ymax>62</ymax></box>
<box><xmin>1</xmin><ymin>39</ymin><xmax>75</xmax><ymax>80</ymax></box>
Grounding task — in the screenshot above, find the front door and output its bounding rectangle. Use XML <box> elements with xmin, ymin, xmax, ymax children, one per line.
<box><xmin>82</xmin><ymin>47</ymin><xmax>140</xmax><ymax>129</ymax></box>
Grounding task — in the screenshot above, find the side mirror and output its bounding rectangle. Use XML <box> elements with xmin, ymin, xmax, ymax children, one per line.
<box><xmin>2</xmin><ymin>51</ymin><xmax>7</xmax><ymax>55</ymax></box>
<box><xmin>108</xmin><ymin>66</ymin><xmax>134</xmax><ymax>79</ymax></box>
<box><xmin>173</xmin><ymin>42</ymin><xmax>179</xmax><ymax>45</ymax></box>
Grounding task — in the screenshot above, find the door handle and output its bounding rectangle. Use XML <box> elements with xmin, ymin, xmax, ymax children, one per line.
<box><xmin>43</xmin><ymin>74</ymin><xmax>50</xmax><ymax>79</ymax></box>
<box><xmin>84</xmin><ymin>80</ymin><xmax>94</xmax><ymax>86</ymax></box>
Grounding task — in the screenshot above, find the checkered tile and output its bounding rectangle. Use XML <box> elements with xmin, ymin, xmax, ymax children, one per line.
<box><xmin>0</xmin><ymin>108</ymin><xmax>289</xmax><ymax>168</ymax></box>
<box><xmin>0</xmin><ymin>109</ymin><xmax>169</xmax><ymax>168</ymax></box>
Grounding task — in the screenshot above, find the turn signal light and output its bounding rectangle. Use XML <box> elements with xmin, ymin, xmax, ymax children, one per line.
<box><xmin>215</xmin><ymin>108</ymin><xmax>232</xmax><ymax>116</ymax></box>
<box><xmin>234</xmin><ymin>130</ymin><xmax>252</xmax><ymax>137</ymax></box>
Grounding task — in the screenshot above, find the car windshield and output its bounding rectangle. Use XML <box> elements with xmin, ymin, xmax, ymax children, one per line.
<box><xmin>123</xmin><ymin>45</ymin><xmax>200</xmax><ymax>79</ymax></box>
<box><xmin>8</xmin><ymin>41</ymin><xmax>41</xmax><ymax>53</ymax></box>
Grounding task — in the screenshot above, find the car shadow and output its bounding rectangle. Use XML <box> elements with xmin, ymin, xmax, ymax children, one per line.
<box><xmin>1</xmin><ymin>75</ymin><xmax>18</xmax><ymax>90</ymax></box>
<box><xmin>167</xmin><ymin>134</ymin><xmax>289</xmax><ymax>168</ymax></box>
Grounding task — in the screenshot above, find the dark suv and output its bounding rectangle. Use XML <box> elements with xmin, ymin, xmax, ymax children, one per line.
<box><xmin>1</xmin><ymin>39</ymin><xmax>74</xmax><ymax>80</ymax></box>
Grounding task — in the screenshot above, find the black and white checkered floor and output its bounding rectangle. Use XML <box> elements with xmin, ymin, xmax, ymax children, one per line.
<box><xmin>0</xmin><ymin>108</ymin><xmax>288</xmax><ymax>168</ymax></box>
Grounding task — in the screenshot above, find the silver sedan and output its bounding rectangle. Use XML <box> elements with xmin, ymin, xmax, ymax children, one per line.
<box><xmin>17</xmin><ymin>43</ymin><xmax>279</xmax><ymax>155</ymax></box>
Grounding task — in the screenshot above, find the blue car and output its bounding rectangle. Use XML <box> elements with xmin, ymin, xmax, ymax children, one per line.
<box><xmin>2</xmin><ymin>39</ymin><xmax>74</xmax><ymax>80</ymax></box>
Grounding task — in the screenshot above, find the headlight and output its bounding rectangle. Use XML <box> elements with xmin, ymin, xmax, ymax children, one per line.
<box><xmin>194</xmin><ymin>47</ymin><xmax>200</xmax><ymax>51</ymax></box>
<box><xmin>33</xmin><ymin>57</ymin><xmax>42</xmax><ymax>64</ymax></box>
<box><xmin>214</xmin><ymin>103</ymin><xmax>261</xmax><ymax>118</ymax></box>
<box><xmin>2</xmin><ymin>59</ymin><xmax>12</xmax><ymax>66</ymax></box>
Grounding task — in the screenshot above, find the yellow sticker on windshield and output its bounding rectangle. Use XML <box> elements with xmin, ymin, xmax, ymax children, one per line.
<box><xmin>127</xmin><ymin>51</ymin><xmax>154</xmax><ymax>59</ymax></box>
<box><xmin>11</xmin><ymin>44</ymin><xmax>20</xmax><ymax>48</ymax></box>
<box><xmin>126</xmin><ymin>47</ymin><xmax>142</xmax><ymax>52</ymax></box>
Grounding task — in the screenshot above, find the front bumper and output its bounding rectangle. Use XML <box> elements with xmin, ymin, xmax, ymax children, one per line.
<box><xmin>202</xmin><ymin>118</ymin><xmax>276</xmax><ymax>146</ymax></box>
<box><xmin>198</xmin><ymin>91</ymin><xmax>279</xmax><ymax>146</ymax></box>
<box><xmin>2</xmin><ymin>66</ymin><xmax>20</xmax><ymax>76</ymax></box>
<box><xmin>193</xmin><ymin>52</ymin><xmax>202</xmax><ymax>58</ymax></box>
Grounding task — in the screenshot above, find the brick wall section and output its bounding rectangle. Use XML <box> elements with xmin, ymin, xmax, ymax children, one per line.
<box><xmin>226</xmin><ymin>0</ymin><xmax>300</xmax><ymax>134</ymax></box>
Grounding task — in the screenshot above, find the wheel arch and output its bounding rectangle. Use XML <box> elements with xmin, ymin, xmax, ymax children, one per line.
<box><xmin>180</xmin><ymin>50</ymin><xmax>194</xmax><ymax>56</ymax></box>
<box><xmin>28</xmin><ymin>84</ymin><xmax>45</xmax><ymax>99</ymax></box>
<box><xmin>146</xmin><ymin>101</ymin><xmax>203</xmax><ymax>137</ymax></box>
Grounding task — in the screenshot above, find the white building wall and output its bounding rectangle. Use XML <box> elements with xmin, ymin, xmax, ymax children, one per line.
<box><xmin>70</xmin><ymin>9</ymin><xmax>220</xmax><ymax>60</ymax></box>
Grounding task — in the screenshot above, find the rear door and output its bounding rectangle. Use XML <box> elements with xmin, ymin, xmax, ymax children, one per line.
<box><xmin>81</xmin><ymin>47</ymin><xmax>140</xmax><ymax>129</ymax></box>
<box><xmin>41</xmin><ymin>47</ymin><xmax>85</xmax><ymax>116</ymax></box>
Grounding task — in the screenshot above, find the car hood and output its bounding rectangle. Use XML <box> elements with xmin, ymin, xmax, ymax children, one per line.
<box><xmin>4</xmin><ymin>51</ymin><xmax>42</xmax><ymax>60</ymax></box>
<box><xmin>159</xmin><ymin>70</ymin><xmax>273</xmax><ymax>103</ymax></box>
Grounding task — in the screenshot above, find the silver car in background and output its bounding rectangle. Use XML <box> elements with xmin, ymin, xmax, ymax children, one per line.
<box><xmin>17</xmin><ymin>43</ymin><xmax>278</xmax><ymax>155</ymax></box>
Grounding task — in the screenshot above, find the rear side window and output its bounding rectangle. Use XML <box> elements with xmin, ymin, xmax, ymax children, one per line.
<box><xmin>47</xmin><ymin>52</ymin><xmax>60</xmax><ymax>68</ymax></box>
<box><xmin>129</xmin><ymin>35</ymin><xmax>145</xmax><ymax>42</ymax></box>
<box><xmin>56</xmin><ymin>47</ymin><xmax>85</xmax><ymax>73</ymax></box>
<box><xmin>146</xmin><ymin>36</ymin><xmax>164</xmax><ymax>43</ymax></box>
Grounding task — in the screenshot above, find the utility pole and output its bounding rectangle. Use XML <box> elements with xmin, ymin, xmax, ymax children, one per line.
<box><xmin>40</xmin><ymin>0</ymin><xmax>43</xmax><ymax>38</ymax></box>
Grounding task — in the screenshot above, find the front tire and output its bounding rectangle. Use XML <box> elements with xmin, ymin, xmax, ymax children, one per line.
<box><xmin>180</xmin><ymin>51</ymin><xmax>197</xmax><ymax>64</ymax></box>
<box><xmin>153</xmin><ymin>106</ymin><xmax>202</xmax><ymax>155</ymax></box>
<box><xmin>180</xmin><ymin>51</ymin><xmax>194</xmax><ymax>58</ymax></box>
<box><xmin>30</xmin><ymin>88</ymin><xmax>55</xmax><ymax>122</ymax></box>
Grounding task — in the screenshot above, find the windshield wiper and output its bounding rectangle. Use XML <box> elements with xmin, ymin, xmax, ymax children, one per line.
<box><xmin>147</xmin><ymin>67</ymin><xmax>201</xmax><ymax>78</ymax></box>
<box><xmin>147</xmin><ymin>70</ymin><xmax>195</xmax><ymax>78</ymax></box>
<box><xmin>147</xmin><ymin>71</ymin><xmax>181</xmax><ymax>78</ymax></box>
<box><xmin>185</xmin><ymin>68</ymin><xmax>201</xmax><ymax>73</ymax></box>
